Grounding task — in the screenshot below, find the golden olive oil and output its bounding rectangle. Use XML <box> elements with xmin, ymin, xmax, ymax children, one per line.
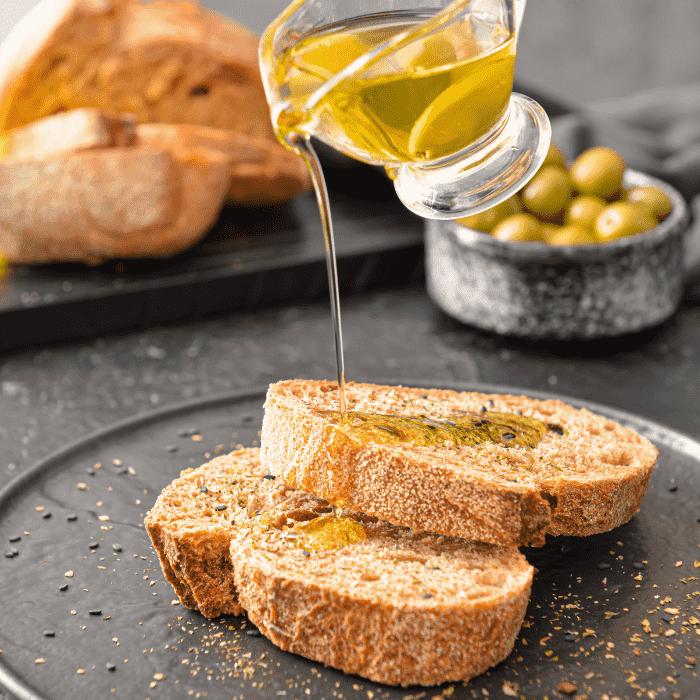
<box><xmin>326</xmin><ymin>410</ymin><xmax>548</xmax><ymax>449</ymax></box>
<box><xmin>275</xmin><ymin>13</ymin><xmax>515</xmax><ymax>163</ymax></box>
<box><xmin>292</xmin><ymin>515</ymin><xmax>367</xmax><ymax>551</ymax></box>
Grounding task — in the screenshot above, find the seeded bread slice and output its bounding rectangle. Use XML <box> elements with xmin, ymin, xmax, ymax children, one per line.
<box><xmin>146</xmin><ymin>449</ymin><xmax>533</xmax><ymax>686</ymax></box>
<box><xmin>145</xmin><ymin>448</ymin><xmax>264</xmax><ymax>618</ymax></box>
<box><xmin>261</xmin><ymin>380</ymin><xmax>659</xmax><ymax>547</ymax></box>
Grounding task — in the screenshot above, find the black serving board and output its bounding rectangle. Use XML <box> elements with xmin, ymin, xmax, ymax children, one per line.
<box><xmin>0</xmin><ymin>382</ymin><xmax>698</xmax><ymax>700</ymax></box>
<box><xmin>0</xmin><ymin>160</ymin><xmax>423</xmax><ymax>351</ymax></box>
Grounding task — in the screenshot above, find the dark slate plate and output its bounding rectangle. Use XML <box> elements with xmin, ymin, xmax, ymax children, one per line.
<box><xmin>0</xmin><ymin>383</ymin><xmax>698</xmax><ymax>700</ymax></box>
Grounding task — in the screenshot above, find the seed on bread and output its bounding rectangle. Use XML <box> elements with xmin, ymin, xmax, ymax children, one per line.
<box><xmin>145</xmin><ymin>449</ymin><xmax>264</xmax><ymax>618</ymax></box>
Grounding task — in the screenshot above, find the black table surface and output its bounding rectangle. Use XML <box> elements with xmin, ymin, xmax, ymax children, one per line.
<box><xmin>0</xmin><ymin>273</ymin><xmax>699</xmax><ymax>699</ymax></box>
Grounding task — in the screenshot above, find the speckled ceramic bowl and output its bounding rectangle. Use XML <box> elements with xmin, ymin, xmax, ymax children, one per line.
<box><xmin>425</xmin><ymin>170</ymin><xmax>689</xmax><ymax>339</ymax></box>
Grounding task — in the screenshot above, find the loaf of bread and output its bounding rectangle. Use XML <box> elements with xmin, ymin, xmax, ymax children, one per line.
<box><xmin>261</xmin><ymin>380</ymin><xmax>659</xmax><ymax>547</ymax></box>
<box><xmin>0</xmin><ymin>0</ymin><xmax>308</xmax><ymax>207</ymax></box>
<box><xmin>0</xmin><ymin>144</ymin><xmax>230</xmax><ymax>263</ymax></box>
<box><xmin>146</xmin><ymin>448</ymin><xmax>533</xmax><ymax>686</ymax></box>
<box><xmin>0</xmin><ymin>0</ymin><xmax>267</xmax><ymax>135</ymax></box>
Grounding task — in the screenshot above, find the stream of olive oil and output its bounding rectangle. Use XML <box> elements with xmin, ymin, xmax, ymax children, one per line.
<box><xmin>275</xmin><ymin>11</ymin><xmax>515</xmax><ymax>413</ymax></box>
<box><xmin>290</xmin><ymin>137</ymin><xmax>347</xmax><ymax>413</ymax></box>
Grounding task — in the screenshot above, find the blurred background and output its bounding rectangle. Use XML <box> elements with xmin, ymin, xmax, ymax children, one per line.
<box><xmin>4</xmin><ymin>0</ymin><xmax>700</xmax><ymax>104</ymax></box>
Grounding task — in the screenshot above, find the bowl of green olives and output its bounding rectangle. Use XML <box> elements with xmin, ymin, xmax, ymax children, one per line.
<box><xmin>425</xmin><ymin>145</ymin><xmax>690</xmax><ymax>339</ymax></box>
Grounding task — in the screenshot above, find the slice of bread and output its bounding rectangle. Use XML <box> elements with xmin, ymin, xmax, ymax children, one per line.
<box><xmin>135</xmin><ymin>123</ymin><xmax>309</xmax><ymax>205</ymax></box>
<box><xmin>0</xmin><ymin>144</ymin><xmax>230</xmax><ymax>263</ymax></box>
<box><xmin>0</xmin><ymin>108</ymin><xmax>136</xmax><ymax>161</ymax></box>
<box><xmin>261</xmin><ymin>380</ymin><xmax>659</xmax><ymax>547</ymax></box>
<box><xmin>145</xmin><ymin>448</ymin><xmax>264</xmax><ymax>617</ymax></box>
<box><xmin>145</xmin><ymin>449</ymin><xmax>534</xmax><ymax>686</ymax></box>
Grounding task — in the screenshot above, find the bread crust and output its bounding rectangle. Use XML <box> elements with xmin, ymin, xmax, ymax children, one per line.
<box><xmin>261</xmin><ymin>380</ymin><xmax>659</xmax><ymax>547</ymax></box>
<box><xmin>0</xmin><ymin>108</ymin><xmax>136</xmax><ymax>160</ymax></box>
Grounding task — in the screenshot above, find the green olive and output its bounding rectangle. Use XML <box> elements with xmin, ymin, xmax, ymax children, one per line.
<box><xmin>594</xmin><ymin>202</ymin><xmax>657</xmax><ymax>243</ymax></box>
<box><xmin>625</xmin><ymin>186</ymin><xmax>673</xmax><ymax>221</ymax></box>
<box><xmin>565</xmin><ymin>195</ymin><xmax>606</xmax><ymax>229</ymax></box>
<box><xmin>492</xmin><ymin>213</ymin><xmax>543</xmax><ymax>243</ymax></box>
<box><xmin>570</xmin><ymin>147</ymin><xmax>626</xmax><ymax>199</ymax></box>
<box><xmin>543</xmin><ymin>143</ymin><xmax>567</xmax><ymax>169</ymax></box>
<box><xmin>521</xmin><ymin>166</ymin><xmax>572</xmax><ymax>219</ymax></box>
<box><xmin>548</xmin><ymin>224</ymin><xmax>597</xmax><ymax>246</ymax></box>
<box><xmin>541</xmin><ymin>223</ymin><xmax>561</xmax><ymax>243</ymax></box>
<box><xmin>457</xmin><ymin>196</ymin><xmax>521</xmax><ymax>233</ymax></box>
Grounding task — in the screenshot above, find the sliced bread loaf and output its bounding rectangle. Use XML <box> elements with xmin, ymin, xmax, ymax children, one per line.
<box><xmin>146</xmin><ymin>448</ymin><xmax>533</xmax><ymax>686</ymax></box>
<box><xmin>261</xmin><ymin>380</ymin><xmax>659</xmax><ymax>547</ymax></box>
<box><xmin>0</xmin><ymin>112</ymin><xmax>308</xmax><ymax>206</ymax></box>
<box><xmin>0</xmin><ymin>1</ymin><xmax>307</xmax><ymax>205</ymax></box>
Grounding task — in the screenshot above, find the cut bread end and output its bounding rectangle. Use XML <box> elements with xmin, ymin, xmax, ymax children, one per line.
<box><xmin>145</xmin><ymin>448</ymin><xmax>264</xmax><ymax>618</ymax></box>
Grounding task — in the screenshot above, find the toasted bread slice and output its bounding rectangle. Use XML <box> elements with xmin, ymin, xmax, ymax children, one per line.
<box><xmin>261</xmin><ymin>380</ymin><xmax>658</xmax><ymax>547</ymax></box>
<box><xmin>0</xmin><ymin>144</ymin><xmax>229</xmax><ymax>263</ymax></box>
<box><xmin>0</xmin><ymin>108</ymin><xmax>136</xmax><ymax>161</ymax></box>
<box><xmin>145</xmin><ymin>449</ymin><xmax>533</xmax><ymax>686</ymax></box>
<box><xmin>135</xmin><ymin>123</ymin><xmax>309</xmax><ymax>205</ymax></box>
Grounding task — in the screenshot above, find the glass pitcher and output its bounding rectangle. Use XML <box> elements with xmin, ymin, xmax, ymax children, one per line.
<box><xmin>260</xmin><ymin>0</ymin><xmax>551</xmax><ymax>219</ymax></box>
